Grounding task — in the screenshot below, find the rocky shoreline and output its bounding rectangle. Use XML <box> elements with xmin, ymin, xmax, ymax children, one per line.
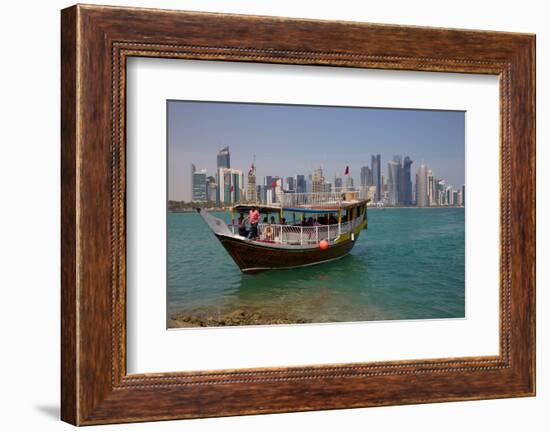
<box><xmin>168</xmin><ymin>309</ymin><xmax>312</xmax><ymax>328</ymax></box>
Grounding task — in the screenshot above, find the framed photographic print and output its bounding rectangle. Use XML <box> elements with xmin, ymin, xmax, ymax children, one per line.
<box><xmin>61</xmin><ymin>4</ymin><xmax>536</xmax><ymax>425</ymax></box>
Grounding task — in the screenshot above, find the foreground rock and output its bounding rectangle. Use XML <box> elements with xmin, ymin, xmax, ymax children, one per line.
<box><xmin>169</xmin><ymin>309</ymin><xmax>311</xmax><ymax>328</ymax></box>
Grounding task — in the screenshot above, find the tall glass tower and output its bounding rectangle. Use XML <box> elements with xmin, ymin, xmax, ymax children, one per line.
<box><xmin>371</xmin><ymin>154</ymin><xmax>381</xmax><ymax>202</ymax></box>
<box><xmin>215</xmin><ymin>146</ymin><xmax>230</xmax><ymax>205</ymax></box>
<box><xmin>416</xmin><ymin>163</ymin><xmax>429</xmax><ymax>207</ymax></box>
<box><xmin>217</xmin><ymin>146</ymin><xmax>230</xmax><ymax>169</ymax></box>
<box><xmin>402</xmin><ymin>156</ymin><xmax>413</xmax><ymax>205</ymax></box>
<box><xmin>387</xmin><ymin>159</ymin><xmax>400</xmax><ymax>205</ymax></box>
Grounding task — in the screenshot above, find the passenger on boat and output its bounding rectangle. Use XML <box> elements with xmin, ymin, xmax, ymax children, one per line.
<box><xmin>247</xmin><ymin>206</ymin><xmax>260</xmax><ymax>240</ymax></box>
<box><xmin>237</xmin><ymin>214</ymin><xmax>248</xmax><ymax>237</ymax></box>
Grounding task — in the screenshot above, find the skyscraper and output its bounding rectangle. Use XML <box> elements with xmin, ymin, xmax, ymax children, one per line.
<box><xmin>217</xmin><ymin>146</ymin><xmax>230</xmax><ymax>169</ymax></box>
<box><xmin>312</xmin><ymin>167</ymin><xmax>325</xmax><ymax>194</ymax></box>
<box><xmin>247</xmin><ymin>162</ymin><xmax>257</xmax><ymax>202</ymax></box>
<box><xmin>215</xmin><ymin>146</ymin><xmax>230</xmax><ymax>205</ymax></box>
<box><xmin>452</xmin><ymin>190</ymin><xmax>459</xmax><ymax>207</ymax></box>
<box><xmin>401</xmin><ymin>156</ymin><xmax>413</xmax><ymax>205</ymax></box>
<box><xmin>461</xmin><ymin>184</ymin><xmax>466</xmax><ymax>207</ymax></box>
<box><xmin>272</xmin><ymin>177</ymin><xmax>282</xmax><ymax>203</ymax></box>
<box><xmin>437</xmin><ymin>179</ymin><xmax>447</xmax><ymax>205</ymax></box>
<box><xmin>416</xmin><ymin>163</ymin><xmax>429</xmax><ymax>207</ymax></box>
<box><xmin>265</xmin><ymin>176</ymin><xmax>281</xmax><ymax>203</ymax></box>
<box><xmin>286</xmin><ymin>176</ymin><xmax>296</xmax><ymax>192</ymax></box>
<box><xmin>205</xmin><ymin>176</ymin><xmax>216</xmax><ymax>202</ymax></box>
<box><xmin>257</xmin><ymin>184</ymin><xmax>267</xmax><ymax>203</ymax></box>
<box><xmin>191</xmin><ymin>163</ymin><xmax>207</xmax><ymax>202</ymax></box>
<box><xmin>360</xmin><ymin>166</ymin><xmax>372</xmax><ymax>187</ymax></box>
<box><xmin>190</xmin><ymin>163</ymin><xmax>196</xmax><ymax>200</ymax></box>
<box><xmin>371</xmin><ymin>154</ymin><xmax>381</xmax><ymax>202</ymax></box>
<box><xmin>296</xmin><ymin>175</ymin><xmax>306</xmax><ymax>194</ymax></box>
<box><xmin>218</xmin><ymin>167</ymin><xmax>243</xmax><ymax>205</ymax></box>
<box><xmin>445</xmin><ymin>186</ymin><xmax>453</xmax><ymax>206</ymax></box>
<box><xmin>427</xmin><ymin>170</ymin><xmax>435</xmax><ymax>206</ymax></box>
<box><xmin>387</xmin><ymin>159</ymin><xmax>400</xmax><ymax>205</ymax></box>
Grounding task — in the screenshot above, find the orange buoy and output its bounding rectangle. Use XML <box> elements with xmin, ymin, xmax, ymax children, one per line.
<box><xmin>319</xmin><ymin>239</ymin><xmax>329</xmax><ymax>250</ymax></box>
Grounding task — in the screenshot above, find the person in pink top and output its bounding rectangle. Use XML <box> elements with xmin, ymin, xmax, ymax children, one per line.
<box><xmin>247</xmin><ymin>206</ymin><xmax>260</xmax><ymax>239</ymax></box>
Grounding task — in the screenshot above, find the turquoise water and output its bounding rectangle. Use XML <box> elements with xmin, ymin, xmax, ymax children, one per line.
<box><xmin>167</xmin><ymin>208</ymin><xmax>465</xmax><ymax>323</ymax></box>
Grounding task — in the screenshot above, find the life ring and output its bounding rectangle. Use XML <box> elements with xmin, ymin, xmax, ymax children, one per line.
<box><xmin>264</xmin><ymin>225</ymin><xmax>274</xmax><ymax>237</ymax></box>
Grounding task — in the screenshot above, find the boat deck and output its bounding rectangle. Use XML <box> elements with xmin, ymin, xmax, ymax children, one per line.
<box><xmin>229</xmin><ymin>216</ymin><xmax>365</xmax><ymax>246</ymax></box>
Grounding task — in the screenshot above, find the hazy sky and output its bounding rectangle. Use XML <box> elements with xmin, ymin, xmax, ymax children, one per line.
<box><xmin>168</xmin><ymin>100</ymin><xmax>465</xmax><ymax>201</ymax></box>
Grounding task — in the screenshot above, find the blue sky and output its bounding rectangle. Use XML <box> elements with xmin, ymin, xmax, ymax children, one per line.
<box><xmin>168</xmin><ymin>100</ymin><xmax>465</xmax><ymax>201</ymax></box>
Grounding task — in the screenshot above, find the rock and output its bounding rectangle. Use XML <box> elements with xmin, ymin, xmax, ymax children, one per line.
<box><xmin>169</xmin><ymin>309</ymin><xmax>312</xmax><ymax>328</ymax></box>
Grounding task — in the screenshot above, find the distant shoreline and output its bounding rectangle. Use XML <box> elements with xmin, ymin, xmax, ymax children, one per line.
<box><xmin>167</xmin><ymin>206</ymin><xmax>465</xmax><ymax>213</ymax></box>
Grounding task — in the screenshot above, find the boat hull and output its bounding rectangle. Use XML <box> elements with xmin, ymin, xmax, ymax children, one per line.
<box><xmin>216</xmin><ymin>233</ymin><xmax>359</xmax><ymax>273</ymax></box>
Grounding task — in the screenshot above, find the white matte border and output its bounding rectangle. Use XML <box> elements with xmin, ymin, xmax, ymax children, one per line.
<box><xmin>127</xmin><ymin>58</ymin><xmax>500</xmax><ymax>373</ymax></box>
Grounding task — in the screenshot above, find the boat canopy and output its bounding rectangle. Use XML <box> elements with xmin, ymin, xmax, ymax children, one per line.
<box><xmin>283</xmin><ymin>207</ymin><xmax>344</xmax><ymax>214</ymax></box>
<box><xmin>232</xmin><ymin>204</ymin><xmax>281</xmax><ymax>214</ymax></box>
<box><xmin>232</xmin><ymin>200</ymin><xmax>369</xmax><ymax>215</ymax></box>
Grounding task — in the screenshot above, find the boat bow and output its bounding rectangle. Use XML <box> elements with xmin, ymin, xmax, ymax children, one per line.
<box><xmin>197</xmin><ymin>208</ymin><xmax>234</xmax><ymax>237</ymax></box>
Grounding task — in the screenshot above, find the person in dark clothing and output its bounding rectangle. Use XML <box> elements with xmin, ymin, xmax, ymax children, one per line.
<box><xmin>237</xmin><ymin>213</ymin><xmax>248</xmax><ymax>237</ymax></box>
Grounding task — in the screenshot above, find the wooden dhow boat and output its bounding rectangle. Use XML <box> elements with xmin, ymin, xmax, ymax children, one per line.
<box><xmin>199</xmin><ymin>191</ymin><xmax>368</xmax><ymax>273</ymax></box>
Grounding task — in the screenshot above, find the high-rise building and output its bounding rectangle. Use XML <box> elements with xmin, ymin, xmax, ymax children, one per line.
<box><xmin>286</xmin><ymin>176</ymin><xmax>296</xmax><ymax>192</ymax></box>
<box><xmin>264</xmin><ymin>176</ymin><xmax>282</xmax><ymax>203</ymax></box>
<box><xmin>246</xmin><ymin>162</ymin><xmax>257</xmax><ymax>202</ymax></box>
<box><xmin>272</xmin><ymin>177</ymin><xmax>282</xmax><ymax>203</ymax></box>
<box><xmin>215</xmin><ymin>146</ymin><xmax>231</xmax><ymax>204</ymax></box>
<box><xmin>218</xmin><ymin>167</ymin><xmax>243</xmax><ymax>205</ymax></box>
<box><xmin>387</xmin><ymin>159</ymin><xmax>400</xmax><ymax>205</ymax></box>
<box><xmin>205</xmin><ymin>176</ymin><xmax>216</xmax><ymax>202</ymax></box>
<box><xmin>427</xmin><ymin>170</ymin><xmax>435</xmax><ymax>206</ymax></box>
<box><xmin>217</xmin><ymin>146</ymin><xmax>230</xmax><ymax>169</ymax></box>
<box><xmin>190</xmin><ymin>163</ymin><xmax>196</xmax><ymax>200</ymax></box>
<box><xmin>452</xmin><ymin>190</ymin><xmax>459</xmax><ymax>207</ymax></box>
<box><xmin>416</xmin><ymin>163</ymin><xmax>429</xmax><ymax>207</ymax></box>
<box><xmin>257</xmin><ymin>184</ymin><xmax>267</xmax><ymax>203</ymax></box>
<box><xmin>401</xmin><ymin>156</ymin><xmax>413</xmax><ymax>205</ymax></box>
<box><xmin>191</xmin><ymin>163</ymin><xmax>207</xmax><ymax>202</ymax></box>
<box><xmin>306</xmin><ymin>174</ymin><xmax>313</xmax><ymax>193</ymax></box>
<box><xmin>461</xmin><ymin>184</ymin><xmax>466</xmax><ymax>207</ymax></box>
<box><xmin>312</xmin><ymin>167</ymin><xmax>325</xmax><ymax>194</ymax></box>
<box><xmin>437</xmin><ymin>179</ymin><xmax>446</xmax><ymax>205</ymax></box>
<box><xmin>360</xmin><ymin>166</ymin><xmax>372</xmax><ymax>187</ymax></box>
<box><xmin>296</xmin><ymin>175</ymin><xmax>306</xmax><ymax>194</ymax></box>
<box><xmin>334</xmin><ymin>176</ymin><xmax>343</xmax><ymax>190</ymax></box>
<box><xmin>446</xmin><ymin>186</ymin><xmax>454</xmax><ymax>206</ymax></box>
<box><xmin>371</xmin><ymin>154</ymin><xmax>381</xmax><ymax>202</ymax></box>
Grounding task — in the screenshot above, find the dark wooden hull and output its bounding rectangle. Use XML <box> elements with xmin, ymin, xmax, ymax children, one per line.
<box><xmin>216</xmin><ymin>234</ymin><xmax>360</xmax><ymax>273</ymax></box>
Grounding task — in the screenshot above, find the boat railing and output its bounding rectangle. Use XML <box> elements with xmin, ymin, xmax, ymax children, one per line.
<box><xmin>228</xmin><ymin>216</ymin><xmax>364</xmax><ymax>246</ymax></box>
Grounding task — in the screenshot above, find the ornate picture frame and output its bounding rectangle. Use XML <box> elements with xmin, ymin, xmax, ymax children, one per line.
<box><xmin>61</xmin><ymin>4</ymin><xmax>535</xmax><ymax>425</ymax></box>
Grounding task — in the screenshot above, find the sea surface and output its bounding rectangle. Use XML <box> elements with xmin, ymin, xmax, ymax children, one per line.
<box><xmin>167</xmin><ymin>208</ymin><xmax>465</xmax><ymax>325</ymax></box>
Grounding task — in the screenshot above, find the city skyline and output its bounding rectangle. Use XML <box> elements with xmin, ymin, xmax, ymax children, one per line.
<box><xmin>186</xmin><ymin>146</ymin><xmax>464</xmax><ymax>208</ymax></box>
<box><xmin>168</xmin><ymin>100</ymin><xmax>465</xmax><ymax>202</ymax></box>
